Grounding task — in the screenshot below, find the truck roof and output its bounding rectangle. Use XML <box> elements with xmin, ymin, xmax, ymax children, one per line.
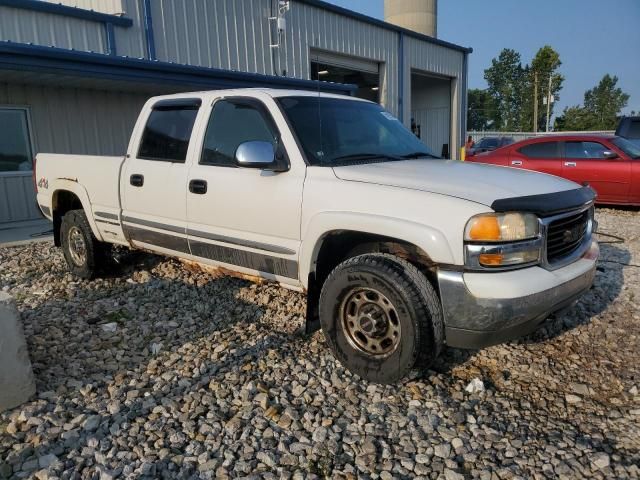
<box><xmin>146</xmin><ymin>88</ymin><xmax>369</xmax><ymax>103</ymax></box>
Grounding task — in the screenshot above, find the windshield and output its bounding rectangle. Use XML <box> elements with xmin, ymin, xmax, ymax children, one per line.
<box><xmin>277</xmin><ymin>96</ymin><xmax>437</xmax><ymax>166</ymax></box>
<box><xmin>612</xmin><ymin>137</ymin><xmax>640</xmax><ymax>159</ymax></box>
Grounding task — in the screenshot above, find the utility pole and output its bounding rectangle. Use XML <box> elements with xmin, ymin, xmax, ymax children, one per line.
<box><xmin>533</xmin><ymin>71</ymin><xmax>538</xmax><ymax>133</ymax></box>
<box><xmin>546</xmin><ymin>74</ymin><xmax>552</xmax><ymax>132</ymax></box>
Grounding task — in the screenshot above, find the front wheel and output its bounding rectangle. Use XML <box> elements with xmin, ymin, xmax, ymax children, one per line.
<box><xmin>319</xmin><ymin>253</ymin><xmax>444</xmax><ymax>384</ymax></box>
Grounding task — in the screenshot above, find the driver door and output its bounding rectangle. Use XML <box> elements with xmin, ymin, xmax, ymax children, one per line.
<box><xmin>562</xmin><ymin>140</ymin><xmax>631</xmax><ymax>203</ymax></box>
<box><xmin>185</xmin><ymin>94</ymin><xmax>305</xmax><ymax>283</ymax></box>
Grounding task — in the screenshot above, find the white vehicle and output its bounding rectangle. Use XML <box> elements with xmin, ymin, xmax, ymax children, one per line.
<box><xmin>35</xmin><ymin>89</ymin><xmax>598</xmax><ymax>383</ymax></box>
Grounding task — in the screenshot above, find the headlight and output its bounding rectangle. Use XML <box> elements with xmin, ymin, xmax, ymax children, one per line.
<box><xmin>465</xmin><ymin>212</ymin><xmax>539</xmax><ymax>242</ymax></box>
<box><xmin>464</xmin><ymin>212</ymin><xmax>542</xmax><ymax>269</ymax></box>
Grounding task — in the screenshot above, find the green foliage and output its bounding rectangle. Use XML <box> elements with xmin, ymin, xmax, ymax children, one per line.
<box><xmin>555</xmin><ymin>75</ymin><xmax>630</xmax><ymax>130</ymax></box>
<box><xmin>484</xmin><ymin>49</ymin><xmax>525</xmax><ymax>130</ymax></box>
<box><xmin>528</xmin><ymin>46</ymin><xmax>564</xmax><ymax>131</ymax></box>
<box><xmin>467</xmin><ymin>88</ymin><xmax>494</xmax><ymax>131</ymax></box>
<box><xmin>483</xmin><ymin>46</ymin><xmax>563</xmax><ymax>132</ymax></box>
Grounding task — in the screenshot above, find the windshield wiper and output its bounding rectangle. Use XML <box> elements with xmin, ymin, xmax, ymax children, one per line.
<box><xmin>400</xmin><ymin>151</ymin><xmax>439</xmax><ymax>159</ymax></box>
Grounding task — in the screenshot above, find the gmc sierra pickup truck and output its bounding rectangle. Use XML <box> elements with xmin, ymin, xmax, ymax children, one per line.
<box><xmin>35</xmin><ymin>89</ymin><xmax>599</xmax><ymax>383</ymax></box>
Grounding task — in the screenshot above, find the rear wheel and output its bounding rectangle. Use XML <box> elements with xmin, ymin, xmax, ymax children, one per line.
<box><xmin>60</xmin><ymin>209</ymin><xmax>108</xmax><ymax>279</ymax></box>
<box><xmin>319</xmin><ymin>253</ymin><xmax>443</xmax><ymax>384</ymax></box>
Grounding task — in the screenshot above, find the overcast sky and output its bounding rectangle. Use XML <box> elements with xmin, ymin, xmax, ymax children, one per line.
<box><xmin>324</xmin><ymin>0</ymin><xmax>640</xmax><ymax>115</ymax></box>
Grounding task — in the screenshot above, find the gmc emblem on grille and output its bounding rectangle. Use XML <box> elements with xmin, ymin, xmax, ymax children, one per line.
<box><xmin>563</xmin><ymin>225</ymin><xmax>583</xmax><ymax>243</ymax></box>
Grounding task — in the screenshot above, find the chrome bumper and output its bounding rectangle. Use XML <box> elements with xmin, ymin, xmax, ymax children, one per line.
<box><xmin>438</xmin><ymin>241</ymin><xmax>599</xmax><ymax>349</ymax></box>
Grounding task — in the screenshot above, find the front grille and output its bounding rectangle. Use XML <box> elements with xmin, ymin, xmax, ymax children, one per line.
<box><xmin>546</xmin><ymin>209</ymin><xmax>590</xmax><ymax>263</ymax></box>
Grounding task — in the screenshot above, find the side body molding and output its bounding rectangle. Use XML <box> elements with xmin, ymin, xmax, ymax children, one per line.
<box><xmin>299</xmin><ymin>211</ymin><xmax>455</xmax><ymax>289</ymax></box>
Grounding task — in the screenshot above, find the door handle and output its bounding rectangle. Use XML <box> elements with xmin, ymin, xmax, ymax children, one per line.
<box><xmin>511</xmin><ymin>160</ymin><xmax>522</xmax><ymax>166</ymax></box>
<box><xmin>189</xmin><ymin>179</ymin><xmax>208</xmax><ymax>195</ymax></box>
<box><xmin>564</xmin><ymin>162</ymin><xmax>577</xmax><ymax>167</ymax></box>
<box><xmin>130</xmin><ymin>174</ymin><xmax>144</xmax><ymax>187</ymax></box>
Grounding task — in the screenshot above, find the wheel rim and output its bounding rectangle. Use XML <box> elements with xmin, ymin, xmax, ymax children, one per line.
<box><xmin>340</xmin><ymin>287</ymin><xmax>401</xmax><ymax>357</ymax></box>
<box><xmin>67</xmin><ymin>226</ymin><xmax>87</xmax><ymax>266</ymax></box>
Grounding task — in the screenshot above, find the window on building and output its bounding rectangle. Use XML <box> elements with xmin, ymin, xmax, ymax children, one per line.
<box><xmin>565</xmin><ymin>141</ymin><xmax>607</xmax><ymax>159</ymax></box>
<box><xmin>0</xmin><ymin>108</ymin><xmax>33</xmax><ymax>172</ymax></box>
<box><xmin>201</xmin><ymin>100</ymin><xmax>278</xmax><ymax>167</ymax></box>
<box><xmin>137</xmin><ymin>106</ymin><xmax>199</xmax><ymax>162</ymax></box>
<box><xmin>310</xmin><ymin>61</ymin><xmax>380</xmax><ymax>103</ymax></box>
<box><xmin>518</xmin><ymin>141</ymin><xmax>560</xmax><ymax>158</ymax></box>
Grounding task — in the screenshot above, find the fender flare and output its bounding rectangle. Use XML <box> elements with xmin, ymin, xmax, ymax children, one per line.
<box><xmin>299</xmin><ymin>211</ymin><xmax>455</xmax><ymax>288</ymax></box>
<box><xmin>50</xmin><ymin>179</ymin><xmax>104</xmax><ymax>242</ymax></box>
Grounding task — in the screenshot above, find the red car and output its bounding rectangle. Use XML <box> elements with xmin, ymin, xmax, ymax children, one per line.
<box><xmin>467</xmin><ymin>134</ymin><xmax>640</xmax><ymax>206</ymax></box>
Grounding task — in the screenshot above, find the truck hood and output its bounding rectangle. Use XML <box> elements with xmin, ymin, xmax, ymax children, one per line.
<box><xmin>332</xmin><ymin>159</ymin><xmax>579</xmax><ymax>207</ymax></box>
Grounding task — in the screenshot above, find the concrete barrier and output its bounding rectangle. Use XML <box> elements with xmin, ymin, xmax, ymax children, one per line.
<box><xmin>0</xmin><ymin>292</ymin><xmax>36</xmax><ymax>412</ymax></box>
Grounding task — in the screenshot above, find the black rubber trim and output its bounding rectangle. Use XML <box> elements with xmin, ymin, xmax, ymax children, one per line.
<box><xmin>123</xmin><ymin>225</ymin><xmax>190</xmax><ymax>253</ymax></box>
<box><xmin>491</xmin><ymin>186</ymin><xmax>596</xmax><ymax>217</ymax></box>
<box><xmin>122</xmin><ymin>221</ymin><xmax>298</xmax><ymax>279</ymax></box>
<box><xmin>95</xmin><ymin>211</ymin><xmax>118</xmax><ymax>220</ymax></box>
<box><xmin>187</xmin><ymin>228</ymin><xmax>295</xmax><ymax>255</ymax></box>
<box><xmin>122</xmin><ymin>216</ymin><xmax>185</xmax><ymax>234</ymax></box>
<box><xmin>152</xmin><ymin>98</ymin><xmax>202</xmax><ymax>110</ymax></box>
<box><xmin>39</xmin><ymin>204</ymin><xmax>51</xmax><ymax>216</ymax></box>
<box><xmin>189</xmin><ymin>239</ymin><xmax>298</xmax><ymax>278</ymax></box>
<box><xmin>122</xmin><ymin>216</ymin><xmax>294</xmax><ymax>256</ymax></box>
<box><xmin>95</xmin><ymin>219</ymin><xmax>120</xmax><ymax>227</ymax></box>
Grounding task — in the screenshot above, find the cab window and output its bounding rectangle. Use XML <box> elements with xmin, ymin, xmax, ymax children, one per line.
<box><xmin>518</xmin><ymin>141</ymin><xmax>560</xmax><ymax>158</ymax></box>
<box><xmin>138</xmin><ymin>101</ymin><xmax>200</xmax><ymax>162</ymax></box>
<box><xmin>565</xmin><ymin>141</ymin><xmax>607</xmax><ymax>159</ymax></box>
<box><xmin>200</xmin><ymin>99</ymin><xmax>278</xmax><ymax>167</ymax></box>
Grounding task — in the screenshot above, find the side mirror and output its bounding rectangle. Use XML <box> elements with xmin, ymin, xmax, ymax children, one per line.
<box><xmin>235</xmin><ymin>141</ymin><xmax>277</xmax><ymax>169</ymax></box>
<box><xmin>603</xmin><ymin>151</ymin><xmax>619</xmax><ymax>160</ymax></box>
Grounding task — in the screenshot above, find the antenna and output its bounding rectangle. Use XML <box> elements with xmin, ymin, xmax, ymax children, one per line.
<box><xmin>269</xmin><ymin>1</ymin><xmax>290</xmax><ymax>75</ymax></box>
<box><xmin>269</xmin><ymin>1</ymin><xmax>290</xmax><ymax>49</ymax></box>
<box><xmin>314</xmin><ymin>42</ymin><xmax>325</xmax><ymax>164</ymax></box>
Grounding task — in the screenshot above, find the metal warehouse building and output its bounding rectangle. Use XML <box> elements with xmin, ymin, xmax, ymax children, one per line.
<box><xmin>0</xmin><ymin>0</ymin><xmax>471</xmax><ymax>226</ymax></box>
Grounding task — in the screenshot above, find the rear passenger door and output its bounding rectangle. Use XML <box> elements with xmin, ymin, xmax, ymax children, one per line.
<box><xmin>509</xmin><ymin>140</ymin><xmax>563</xmax><ymax>177</ymax></box>
<box><xmin>185</xmin><ymin>95</ymin><xmax>305</xmax><ymax>284</ymax></box>
<box><xmin>120</xmin><ymin>98</ymin><xmax>201</xmax><ymax>255</ymax></box>
<box><xmin>562</xmin><ymin>140</ymin><xmax>631</xmax><ymax>203</ymax></box>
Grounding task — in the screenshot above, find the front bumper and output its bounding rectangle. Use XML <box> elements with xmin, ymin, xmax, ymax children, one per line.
<box><xmin>437</xmin><ymin>240</ymin><xmax>599</xmax><ymax>349</ymax></box>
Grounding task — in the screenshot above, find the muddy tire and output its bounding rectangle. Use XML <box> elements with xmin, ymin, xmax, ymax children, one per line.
<box><xmin>319</xmin><ymin>253</ymin><xmax>443</xmax><ymax>384</ymax></box>
<box><xmin>60</xmin><ymin>209</ymin><xmax>107</xmax><ymax>280</ymax></box>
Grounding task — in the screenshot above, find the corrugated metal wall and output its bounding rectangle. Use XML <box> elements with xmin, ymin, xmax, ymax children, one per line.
<box><xmin>0</xmin><ymin>5</ymin><xmax>107</xmax><ymax>53</ymax></box>
<box><xmin>403</xmin><ymin>35</ymin><xmax>465</xmax><ymax>152</ymax></box>
<box><xmin>0</xmin><ymin>0</ymin><xmax>466</xmax><ymax>129</ymax></box>
<box><xmin>0</xmin><ymin>173</ymin><xmax>41</xmax><ymax>224</ymax></box>
<box><xmin>0</xmin><ymin>83</ymin><xmax>148</xmax><ymax>224</ymax></box>
<box><xmin>41</xmin><ymin>0</ymin><xmax>124</xmax><ymax>15</ymax></box>
<box><xmin>114</xmin><ymin>0</ymin><xmax>147</xmax><ymax>59</ymax></box>
<box><xmin>0</xmin><ymin>83</ymin><xmax>147</xmax><ymax>156</ymax></box>
<box><xmin>147</xmin><ymin>0</ymin><xmax>401</xmax><ymax>115</ymax></box>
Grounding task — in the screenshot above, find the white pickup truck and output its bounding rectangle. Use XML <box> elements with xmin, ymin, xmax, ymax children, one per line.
<box><xmin>35</xmin><ymin>89</ymin><xmax>599</xmax><ymax>383</ymax></box>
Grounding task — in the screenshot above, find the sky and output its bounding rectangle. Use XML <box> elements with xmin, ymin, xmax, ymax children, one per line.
<box><xmin>324</xmin><ymin>0</ymin><xmax>640</xmax><ymax>116</ymax></box>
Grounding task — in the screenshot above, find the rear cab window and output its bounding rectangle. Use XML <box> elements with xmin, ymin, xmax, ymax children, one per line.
<box><xmin>517</xmin><ymin>141</ymin><xmax>560</xmax><ymax>158</ymax></box>
<box><xmin>137</xmin><ymin>98</ymin><xmax>201</xmax><ymax>162</ymax></box>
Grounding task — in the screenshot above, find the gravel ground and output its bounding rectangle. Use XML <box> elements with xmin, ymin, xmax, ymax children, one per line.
<box><xmin>1</xmin><ymin>208</ymin><xmax>639</xmax><ymax>479</ymax></box>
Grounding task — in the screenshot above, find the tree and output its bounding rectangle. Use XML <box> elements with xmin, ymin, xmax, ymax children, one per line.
<box><xmin>583</xmin><ymin>74</ymin><xmax>629</xmax><ymax>129</ymax></box>
<box><xmin>467</xmin><ymin>88</ymin><xmax>494</xmax><ymax>131</ymax></box>
<box><xmin>484</xmin><ymin>46</ymin><xmax>564</xmax><ymax>132</ymax></box>
<box><xmin>527</xmin><ymin>46</ymin><xmax>564</xmax><ymax>131</ymax></box>
<box><xmin>555</xmin><ymin>75</ymin><xmax>629</xmax><ymax>131</ymax></box>
<box><xmin>484</xmin><ymin>49</ymin><xmax>525</xmax><ymax>131</ymax></box>
<box><xmin>554</xmin><ymin>106</ymin><xmax>591</xmax><ymax>131</ymax></box>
